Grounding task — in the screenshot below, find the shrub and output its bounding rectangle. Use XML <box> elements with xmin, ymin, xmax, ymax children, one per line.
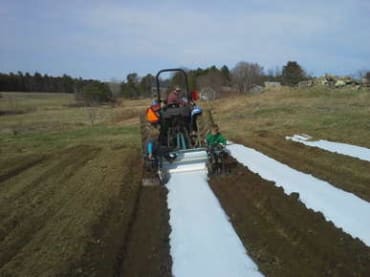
<box><xmin>282</xmin><ymin>61</ymin><xmax>306</xmax><ymax>86</ymax></box>
<box><xmin>75</xmin><ymin>81</ymin><xmax>113</xmax><ymax>105</ymax></box>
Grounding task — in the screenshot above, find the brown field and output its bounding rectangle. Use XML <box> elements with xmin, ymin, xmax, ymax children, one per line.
<box><xmin>0</xmin><ymin>88</ymin><xmax>369</xmax><ymax>276</ymax></box>
<box><xmin>210</xmin><ymin>160</ymin><xmax>370</xmax><ymax>276</ymax></box>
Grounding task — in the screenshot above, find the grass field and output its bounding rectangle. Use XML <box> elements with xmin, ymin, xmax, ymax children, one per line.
<box><xmin>213</xmin><ymin>87</ymin><xmax>370</xmax><ymax>147</ymax></box>
<box><xmin>0</xmin><ymin>88</ymin><xmax>369</xmax><ymax>276</ymax></box>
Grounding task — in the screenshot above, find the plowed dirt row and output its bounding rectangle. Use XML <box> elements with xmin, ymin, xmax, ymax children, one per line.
<box><xmin>0</xmin><ymin>145</ymin><xmax>142</xmax><ymax>276</ymax></box>
<box><xmin>1</xmin><ymin>146</ymin><xmax>369</xmax><ymax>276</ymax></box>
<box><xmin>209</xmin><ymin>162</ymin><xmax>370</xmax><ymax>277</ymax></box>
<box><xmin>0</xmin><ymin>146</ymin><xmax>100</xmax><ymax>268</ymax></box>
<box><xmin>119</xmin><ymin>185</ymin><xmax>172</xmax><ymax>277</ymax></box>
<box><xmin>0</xmin><ymin>154</ymin><xmax>45</xmax><ymax>183</ymax></box>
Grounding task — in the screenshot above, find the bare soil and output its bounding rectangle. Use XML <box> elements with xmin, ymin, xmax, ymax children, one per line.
<box><xmin>115</xmin><ymin>151</ymin><xmax>370</xmax><ymax>277</ymax></box>
<box><xmin>1</xmin><ymin>143</ymin><xmax>369</xmax><ymax>277</ymax></box>
<box><xmin>0</xmin><ymin>110</ymin><xmax>27</xmax><ymax>116</ymax></box>
<box><xmin>0</xmin><ymin>154</ymin><xmax>45</xmax><ymax>183</ymax></box>
<box><xmin>210</xmin><ymin>160</ymin><xmax>370</xmax><ymax>277</ymax></box>
<box><xmin>0</xmin><ymin>145</ymin><xmax>142</xmax><ymax>276</ymax></box>
<box><xmin>119</xmin><ymin>186</ymin><xmax>172</xmax><ymax>277</ymax></box>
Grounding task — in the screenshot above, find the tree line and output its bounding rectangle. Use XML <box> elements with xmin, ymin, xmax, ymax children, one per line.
<box><xmin>119</xmin><ymin>61</ymin><xmax>309</xmax><ymax>98</ymax></box>
<box><xmin>118</xmin><ymin>65</ymin><xmax>233</xmax><ymax>98</ymax></box>
<box><xmin>0</xmin><ymin>61</ymin><xmax>315</xmax><ymax>102</ymax></box>
<box><xmin>0</xmin><ymin>71</ymin><xmax>105</xmax><ymax>94</ymax></box>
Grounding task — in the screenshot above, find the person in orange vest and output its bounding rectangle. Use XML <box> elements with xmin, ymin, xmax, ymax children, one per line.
<box><xmin>146</xmin><ymin>95</ymin><xmax>161</xmax><ymax>124</ymax></box>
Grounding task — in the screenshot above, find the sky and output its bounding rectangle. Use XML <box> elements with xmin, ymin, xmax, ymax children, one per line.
<box><xmin>1</xmin><ymin>0</ymin><xmax>369</xmax><ymax>81</ymax></box>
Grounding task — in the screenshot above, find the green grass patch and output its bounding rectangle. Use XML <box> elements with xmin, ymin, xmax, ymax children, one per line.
<box><xmin>0</xmin><ymin>125</ymin><xmax>139</xmax><ymax>151</ymax></box>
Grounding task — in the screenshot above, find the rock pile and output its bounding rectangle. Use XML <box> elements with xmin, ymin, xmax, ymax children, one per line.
<box><xmin>300</xmin><ymin>74</ymin><xmax>367</xmax><ymax>90</ymax></box>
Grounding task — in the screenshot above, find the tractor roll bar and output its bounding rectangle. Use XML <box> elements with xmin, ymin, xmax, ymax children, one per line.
<box><xmin>155</xmin><ymin>68</ymin><xmax>190</xmax><ymax>103</ymax></box>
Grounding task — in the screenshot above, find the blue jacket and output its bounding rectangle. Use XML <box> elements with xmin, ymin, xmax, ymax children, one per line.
<box><xmin>191</xmin><ymin>105</ymin><xmax>202</xmax><ymax>117</ymax></box>
<box><xmin>145</xmin><ymin>138</ymin><xmax>158</xmax><ymax>156</ymax></box>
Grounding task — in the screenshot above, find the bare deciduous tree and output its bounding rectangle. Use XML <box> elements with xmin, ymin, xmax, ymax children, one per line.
<box><xmin>196</xmin><ymin>70</ymin><xmax>225</xmax><ymax>93</ymax></box>
<box><xmin>231</xmin><ymin>62</ymin><xmax>264</xmax><ymax>93</ymax></box>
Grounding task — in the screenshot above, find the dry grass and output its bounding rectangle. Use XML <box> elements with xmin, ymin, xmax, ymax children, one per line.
<box><xmin>0</xmin><ymin>93</ymin><xmax>149</xmax><ymax>135</ymax></box>
<box><xmin>211</xmin><ymin>87</ymin><xmax>370</xmax><ymax>148</ymax></box>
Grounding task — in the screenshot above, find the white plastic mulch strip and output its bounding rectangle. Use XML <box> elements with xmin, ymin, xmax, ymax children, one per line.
<box><xmin>286</xmin><ymin>134</ymin><xmax>370</xmax><ymax>162</ymax></box>
<box><xmin>228</xmin><ymin>143</ymin><xmax>370</xmax><ymax>247</ymax></box>
<box><xmin>166</xmin><ymin>170</ymin><xmax>263</xmax><ymax>277</ymax></box>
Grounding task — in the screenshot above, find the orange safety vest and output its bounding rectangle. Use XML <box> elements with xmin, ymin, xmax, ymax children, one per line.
<box><xmin>146</xmin><ymin>106</ymin><xmax>160</xmax><ymax>123</ymax></box>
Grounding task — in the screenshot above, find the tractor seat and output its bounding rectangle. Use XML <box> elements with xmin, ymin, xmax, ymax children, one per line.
<box><xmin>162</xmin><ymin>106</ymin><xmax>191</xmax><ymax>119</ymax></box>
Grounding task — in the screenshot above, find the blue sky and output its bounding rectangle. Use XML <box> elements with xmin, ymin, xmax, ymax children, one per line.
<box><xmin>1</xmin><ymin>0</ymin><xmax>369</xmax><ymax>81</ymax></box>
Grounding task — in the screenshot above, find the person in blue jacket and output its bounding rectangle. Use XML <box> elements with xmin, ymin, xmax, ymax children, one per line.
<box><xmin>145</xmin><ymin>127</ymin><xmax>159</xmax><ymax>161</ymax></box>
